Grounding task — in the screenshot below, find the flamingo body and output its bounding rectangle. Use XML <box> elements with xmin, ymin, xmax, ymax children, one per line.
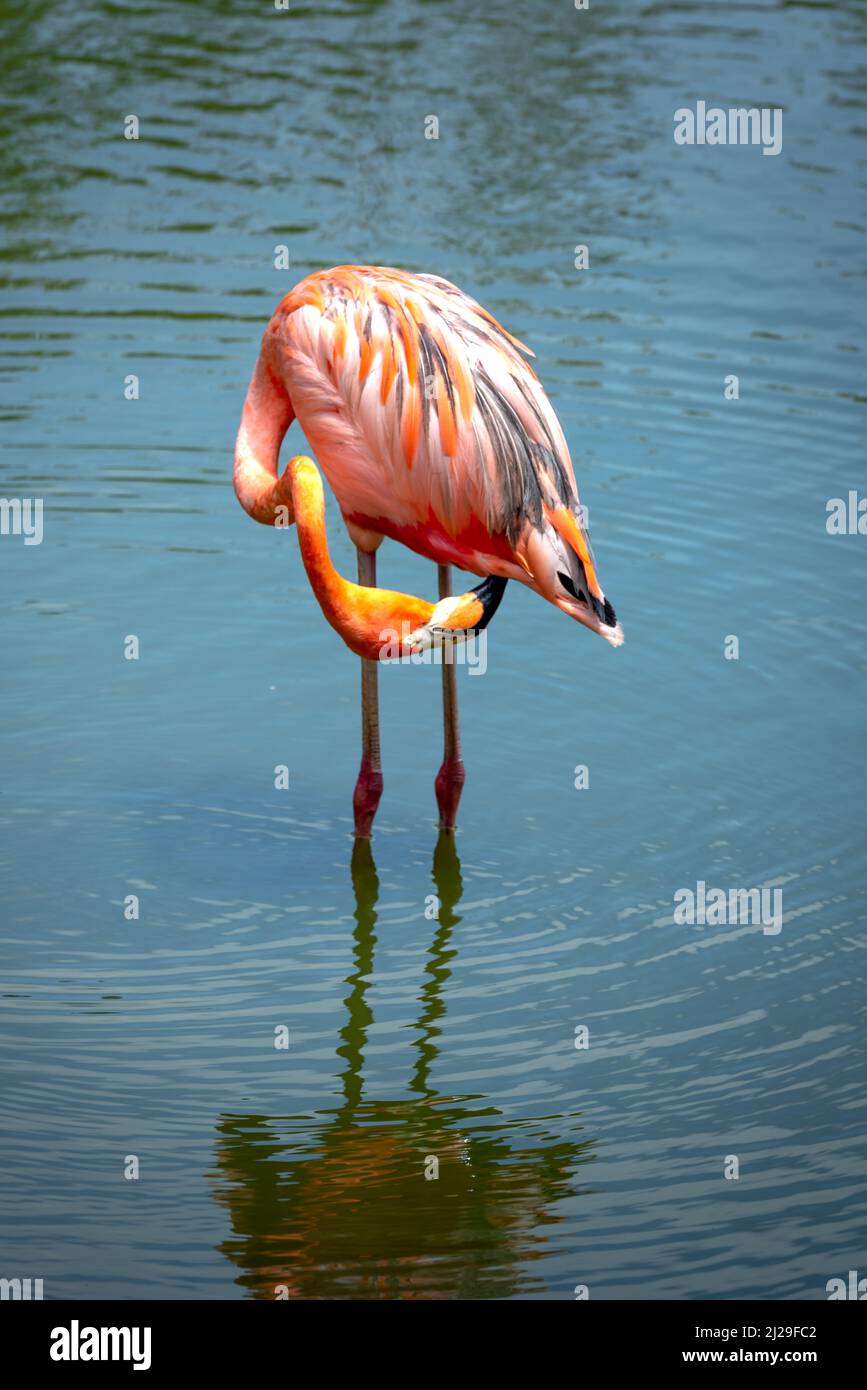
<box><xmin>234</xmin><ymin>265</ymin><xmax>622</xmax><ymax>646</ymax></box>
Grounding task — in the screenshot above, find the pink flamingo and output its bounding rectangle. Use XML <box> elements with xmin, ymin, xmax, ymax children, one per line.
<box><xmin>234</xmin><ymin>265</ymin><xmax>623</xmax><ymax>837</ymax></box>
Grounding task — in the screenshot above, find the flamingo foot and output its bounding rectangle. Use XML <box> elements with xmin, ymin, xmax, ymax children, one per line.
<box><xmin>435</xmin><ymin>755</ymin><xmax>466</xmax><ymax>833</ymax></box>
<box><xmin>353</xmin><ymin>757</ymin><xmax>384</xmax><ymax>839</ymax></box>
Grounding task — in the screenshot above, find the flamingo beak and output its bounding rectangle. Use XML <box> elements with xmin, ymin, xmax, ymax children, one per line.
<box><xmin>406</xmin><ymin>575</ymin><xmax>508</xmax><ymax>652</ymax></box>
<box><xmin>555</xmin><ymin>592</ymin><xmax>624</xmax><ymax>647</ymax></box>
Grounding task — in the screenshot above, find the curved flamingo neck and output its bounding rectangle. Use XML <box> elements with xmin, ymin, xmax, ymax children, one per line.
<box><xmin>287</xmin><ymin>458</ymin><xmax>346</xmax><ymax>618</ymax></box>
<box><xmin>285</xmin><ymin>458</ymin><xmax>434</xmax><ymax>661</ymax></box>
<box><xmin>233</xmin><ymin>337</ymin><xmax>295</xmax><ymax>525</ymax></box>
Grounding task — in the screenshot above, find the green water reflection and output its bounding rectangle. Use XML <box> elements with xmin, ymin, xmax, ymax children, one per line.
<box><xmin>212</xmin><ymin>836</ymin><xmax>595</xmax><ymax>1299</ymax></box>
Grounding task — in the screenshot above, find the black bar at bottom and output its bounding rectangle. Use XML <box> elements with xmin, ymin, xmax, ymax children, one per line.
<box><xmin>6</xmin><ymin>1297</ymin><xmax>864</xmax><ymax>1375</ymax></box>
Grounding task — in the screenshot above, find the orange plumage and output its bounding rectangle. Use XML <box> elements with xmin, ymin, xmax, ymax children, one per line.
<box><xmin>235</xmin><ymin>265</ymin><xmax>622</xmax><ymax>646</ymax></box>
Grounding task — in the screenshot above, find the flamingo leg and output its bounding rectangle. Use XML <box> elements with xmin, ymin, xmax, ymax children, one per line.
<box><xmin>352</xmin><ymin>548</ymin><xmax>384</xmax><ymax>838</ymax></box>
<box><xmin>434</xmin><ymin>563</ymin><xmax>466</xmax><ymax>833</ymax></box>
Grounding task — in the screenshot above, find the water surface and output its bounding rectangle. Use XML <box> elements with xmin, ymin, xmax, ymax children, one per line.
<box><xmin>1</xmin><ymin>0</ymin><xmax>866</xmax><ymax>1299</ymax></box>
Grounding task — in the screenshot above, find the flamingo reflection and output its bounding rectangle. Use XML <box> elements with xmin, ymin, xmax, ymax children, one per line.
<box><xmin>211</xmin><ymin>837</ymin><xmax>595</xmax><ymax>1298</ymax></box>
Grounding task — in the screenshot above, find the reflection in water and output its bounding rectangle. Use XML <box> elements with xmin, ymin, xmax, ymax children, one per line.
<box><xmin>212</xmin><ymin>837</ymin><xmax>594</xmax><ymax>1298</ymax></box>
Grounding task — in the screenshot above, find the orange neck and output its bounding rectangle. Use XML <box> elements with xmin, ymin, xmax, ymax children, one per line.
<box><xmin>233</xmin><ymin>343</ymin><xmax>296</xmax><ymax>525</ymax></box>
<box><xmin>287</xmin><ymin>457</ymin><xmax>349</xmax><ymax>621</ymax></box>
<box><xmin>285</xmin><ymin>457</ymin><xmax>433</xmax><ymax>660</ymax></box>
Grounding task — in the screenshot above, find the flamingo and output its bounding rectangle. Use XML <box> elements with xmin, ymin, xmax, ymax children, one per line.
<box><xmin>234</xmin><ymin>265</ymin><xmax>623</xmax><ymax>837</ymax></box>
<box><xmin>259</xmin><ymin>454</ymin><xmax>508</xmax><ymax>661</ymax></box>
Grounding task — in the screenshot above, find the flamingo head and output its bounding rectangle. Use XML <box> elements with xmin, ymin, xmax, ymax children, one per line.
<box><xmin>404</xmin><ymin>576</ymin><xmax>508</xmax><ymax>653</ymax></box>
<box><xmin>523</xmin><ymin>524</ymin><xmax>624</xmax><ymax>648</ymax></box>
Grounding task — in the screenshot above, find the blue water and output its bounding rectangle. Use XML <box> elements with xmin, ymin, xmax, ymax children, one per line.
<box><xmin>1</xmin><ymin>0</ymin><xmax>865</xmax><ymax>1299</ymax></box>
